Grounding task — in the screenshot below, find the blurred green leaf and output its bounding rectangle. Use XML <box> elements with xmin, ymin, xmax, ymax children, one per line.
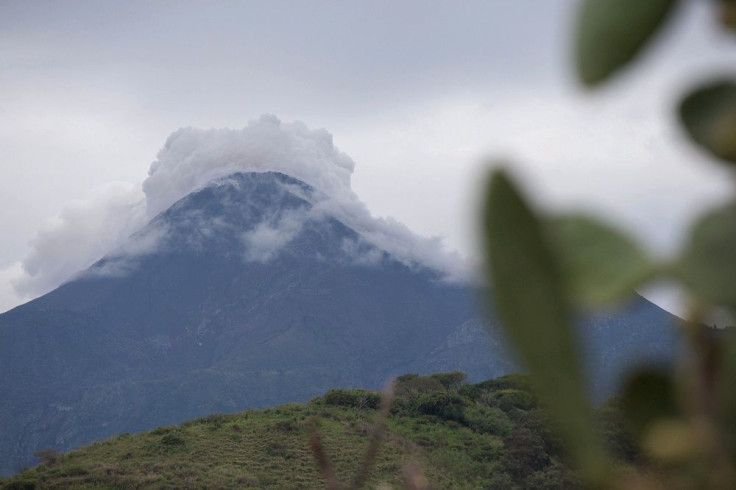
<box><xmin>678</xmin><ymin>202</ymin><xmax>736</xmax><ymax>312</ymax></box>
<box><xmin>718</xmin><ymin>329</ymin><xmax>736</xmax><ymax>460</ymax></box>
<box><xmin>680</xmin><ymin>80</ymin><xmax>736</xmax><ymax>165</ymax></box>
<box><xmin>641</xmin><ymin>418</ymin><xmax>696</xmax><ymax>461</ymax></box>
<box><xmin>575</xmin><ymin>0</ymin><xmax>678</xmax><ymax>86</ymax></box>
<box><xmin>482</xmin><ymin>169</ymin><xmax>609</xmax><ymax>480</ymax></box>
<box><xmin>547</xmin><ymin>215</ymin><xmax>655</xmax><ymax>305</ymax></box>
<box><xmin>621</xmin><ymin>368</ymin><xmax>679</xmax><ymax>437</ymax></box>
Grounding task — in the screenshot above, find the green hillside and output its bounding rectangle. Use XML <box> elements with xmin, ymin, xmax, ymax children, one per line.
<box><xmin>0</xmin><ymin>373</ymin><xmax>634</xmax><ymax>489</ymax></box>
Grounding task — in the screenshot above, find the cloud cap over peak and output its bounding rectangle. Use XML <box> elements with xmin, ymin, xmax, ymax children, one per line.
<box><xmin>6</xmin><ymin>115</ymin><xmax>466</xmax><ymax>309</ymax></box>
<box><xmin>143</xmin><ymin>115</ymin><xmax>355</xmax><ymax>219</ymax></box>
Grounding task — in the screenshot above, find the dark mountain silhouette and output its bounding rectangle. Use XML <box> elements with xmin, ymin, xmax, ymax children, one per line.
<box><xmin>0</xmin><ymin>171</ymin><xmax>677</xmax><ymax>475</ymax></box>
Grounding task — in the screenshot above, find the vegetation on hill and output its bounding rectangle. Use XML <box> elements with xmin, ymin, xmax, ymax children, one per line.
<box><xmin>0</xmin><ymin>372</ymin><xmax>636</xmax><ymax>489</ymax></box>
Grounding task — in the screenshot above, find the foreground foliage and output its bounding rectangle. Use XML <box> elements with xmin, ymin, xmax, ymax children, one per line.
<box><xmin>481</xmin><ymin>1</ymin><xmax>736</xmax><ymax>487</ymax></box>
<box><xmin>0</xmin><ymin>372</ymin><xmax>635</xmax><ymax>489</ymax></box>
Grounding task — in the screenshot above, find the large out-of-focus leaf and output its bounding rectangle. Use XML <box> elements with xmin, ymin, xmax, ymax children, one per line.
<box><xmin>621</xmin><ymin>368</ymin><xmax>679</xmax><ymax>437</ymax></box>
<box><xmin>679</xmin><ymin>80</ymin><xmax>736</xmax><ymax>165</ymax></box>
<box><xmin>547</xmin><ymin>215</ymin><xmax>655</xmax><ymax>305</ymax></box>
<box><xmin>677</xmin><ymin>203</ymin><xmax>736</xmax><ymax>313</ymax></box>
<box><xmin>575</xmin><ymin>0</ymin><xmax>678</xmax><ymax>86</ymax></box>
<box><xmin>482</xmin><ymin>170</ymin><xmax>609</xmax><ymax>481</ymax></box>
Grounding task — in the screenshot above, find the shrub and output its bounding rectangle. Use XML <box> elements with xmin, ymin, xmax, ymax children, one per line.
<box><xmin>4</xmin><ymin>480</ymin><xmax>37</xmax><ymax>490</ymax></box>
<box><xmin>501</xmin><ymin>428</ymin><xmax>550</xmax><ymax>479</ymax></box>
<box><xmin>265</xmin><ymin>442</ymin><xmax>294</xmax><ymax>459</ymax></box>
<box><xmin>493</xmin><ymin>389</ymin><xmax>536</xmax><ymax>412</ymax></box>
<box><xmin>59</xmin><ymin>465</ymin><xmax>88</xmax><ymax>477</ymax></box>
<box><xmin>160</xmin><ymin>434</ymin><xmax>186</xmax><ymax>447</ymax></box>
<box><xmin>484</xmin><ymin>472</ymin><xmax>514</xmax><ymax>490</ymax></box>
<box><xmin>464</xmin><ymin>405</ymin><xmax>513</xmax><ymax>436</ymax></box>
<box><xmin>199</xmin><ymin>413</ymin><xmax>229</xmax><ymax>427</ymax></box>
<box><xmin>322</xmin><ymin>389</ymin><xmax>380</xmax><ymax>409</ymax></box>
<box><xmin>150</xmin><ymin>426</ymin><xmax>173</xmax><ymax>435</ymax></box>
<box><xmin>273</xmin><ymin>419</ymin><xmax>296</xmax><ymax>433</ymax></box>
<box><xmin>596</xmin><ymin>398</ymin><xmax>638</xmax><ymax>463</ymax></box>
<box><xmin>33</xmin><ymin>449</ymin><xmax>59</xmax><ymax>466</ymax></box>
<box><xmin>474</xmin><ymin>373</ymin><xmax>534</xmax><ymax>393</ymax></box>
<box><xmin>517</xmin><ymin>409</ymin><xmax>564</xmax><ymax>458</ymax></box>
<box><xmin>395</xmin><ymin>374</ymin><xmax>445</xmax><ymax>396</ymax></box>
<box><xmin>458</xmin><ymin>383</ymin><xmax>482</xmax><ymax>401</ymax></box>
<box><xmin>523</xmin><ymin>465</ymin><xmax>567</xmax><ymax>490</ymax></box>
<box><xmin>415</xmin><ymin>391</ymin><xmax>468</xmax><ymax>423</ymax></box>
<box><xmin>430</xmin><ymin>371</ymin><xmax>467</xmax><ymax>390</ymax></box>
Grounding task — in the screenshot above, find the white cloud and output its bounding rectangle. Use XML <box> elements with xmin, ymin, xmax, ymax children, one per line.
<box><xmin>339</xmin><ymin>238</ymin><xmax>385</xmax><ymax>267</ymax></box>
<box><xmin>312</xmin><ymin>196</ymin><xmax>470</xmax><ymax>281</ymax></box>
<box><xmin>12</xmin><ymin>182</ymin><xmax>146</xmax><ymax>298</ymax></box>
<box><xmin>143</xmin><ymin>114</ymin><xmax>355</xmax><ymax>220</ymax></box>
<box><xmin>0</xmin><ymin>262</ymin><xmax>24</xmax><ymax>313</ymax></box>
<box><xmin>83</xmin><ymin>222</ymin><xmax>169</xmax><ymax>279</ymax></box>
<box><xmin>241</xmin><ymin>207</ymin><xmax>309</xmax><ymax>263</ymax></box>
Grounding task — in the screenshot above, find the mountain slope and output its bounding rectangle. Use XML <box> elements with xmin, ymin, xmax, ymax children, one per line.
<box><xmin>0</xmin><ymin>171</ymin><xmax>677</xmax><ymax>475</ymax></box>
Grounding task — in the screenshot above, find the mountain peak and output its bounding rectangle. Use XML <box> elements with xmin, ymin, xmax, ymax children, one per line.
<box><xmin>114</xmin><ymin>171</ymin><xmax>383</xmax><ymax>267</ymax></box>
<box><xmin>12</xmin><ymin>117</ymin><xmax>466</xmax><ymax>301</ymax></box>
<box><xmin>77</xmin><ymin>170</ymin><xmax>460</xmax><ymax>285</ymax></box>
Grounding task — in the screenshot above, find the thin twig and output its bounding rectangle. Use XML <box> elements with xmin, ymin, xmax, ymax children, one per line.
<box><xmin>402</xmin><ymin>462</ymin><xmax>430</xmax><ymax>490</ymax></box>
<box><xmin>350</xmin><ymin>379</ymin><xmax>396</xmax><ymax>489</ymax></box>
<box><xmin>309</xmin><ymin>418</ymin><xmax>343</xmax><ymax>490</ymax></box>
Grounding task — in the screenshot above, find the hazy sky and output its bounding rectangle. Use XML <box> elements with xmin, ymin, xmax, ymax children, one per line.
<box><xmin>1</xmin><ymin>1</ymin><xmax>734</xmax><ymax>314</ymax></box>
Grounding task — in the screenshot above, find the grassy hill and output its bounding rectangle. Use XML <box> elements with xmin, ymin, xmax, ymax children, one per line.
<box><xmin>0</xmin><ymin>373</ymin><xmax>634</xmax><ymax>489</ymax></box>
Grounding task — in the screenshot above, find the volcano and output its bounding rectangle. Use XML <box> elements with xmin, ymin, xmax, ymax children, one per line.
<box><xmin>0</xmin><ymin>119</ymin><xmax>678</xmax><ymax>475</ymax></box>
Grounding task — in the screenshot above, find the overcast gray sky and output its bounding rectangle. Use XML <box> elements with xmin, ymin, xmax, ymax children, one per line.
<box><xmin>1</xmin><ymin>0</ymin><xmax>734</xmax><ymax>314</ymax></box>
